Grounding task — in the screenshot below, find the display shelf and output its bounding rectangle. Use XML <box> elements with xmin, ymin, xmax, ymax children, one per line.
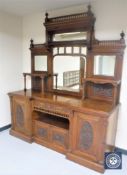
<box><xmin>33</xmin><ymin>111</ymin><xmax>69</xmax><ymax>130</ymax></box>
<box><xmin>82</xmin><ymin>78</ymin><xmax>121</xmax><ymax>106</ymax></box>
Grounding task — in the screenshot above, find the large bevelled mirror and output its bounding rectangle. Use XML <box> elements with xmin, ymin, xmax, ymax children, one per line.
<box><xmin>53</xmin><ymin>55</ymin><xmax>86</xmax><ymax>92</ymax></box>
<box><xmin>94</xmin><ymin>55</ymin><xmax>116</xmax><ymax>76</ymax></box>
<box><xmin>53</xmin><ymin>46</ymin><xmax>87</xmax><ymax>93</ymax></box>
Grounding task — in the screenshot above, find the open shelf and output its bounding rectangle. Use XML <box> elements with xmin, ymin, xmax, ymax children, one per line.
<box><xmin>33</xmin><ymin>111</ymin><xmax>69</xmax><ymax>130</ymax></box>
<box><xmin>82</xmin><ymin>77</ymin><xmax>121</xmax><ymax>106</ymax></box>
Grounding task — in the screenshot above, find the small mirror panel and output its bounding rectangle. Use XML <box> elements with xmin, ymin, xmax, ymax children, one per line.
<box><xmin>74</xmin><ymin>47</ymin><xmax>80</xmax><ymax>54</ymax></box>
<box><xmin>66</xmin><ymin>47</ymin><xmax>72</xmax><ymax>53</ymax></box>
<box><xmin>94</xmin><ymin>55</ymin><xmax>116</xmax><ymax>76</ymax></box>
<box><xmin>53</xmin><ymin>46</ymin><xmax>87</xmax><ymax>56</ymax></box>
<box><xmin>34</xmin><ymin>55</ymin><xmax>47</xmax><ymax>71</ymax></box>
<box><xmin>53</xmin><ymin>32</ymin><xmax>87</xmax><ymax>41</ymax></box>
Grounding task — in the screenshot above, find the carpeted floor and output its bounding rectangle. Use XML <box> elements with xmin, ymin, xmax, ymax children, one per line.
<box><xmin>0</xmin><ymin>129</ymin><xmax>126</xmax><ymax>175</ymax></box>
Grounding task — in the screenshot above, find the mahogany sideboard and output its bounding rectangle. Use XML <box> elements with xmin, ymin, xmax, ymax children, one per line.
<box><xmin>8</xmin><ymin>6</ymin><xmax>125</xmax><ymax>173</ymax></box>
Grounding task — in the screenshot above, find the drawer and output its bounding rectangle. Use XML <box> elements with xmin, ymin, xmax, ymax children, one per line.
<box><xmin>51</xmin><ymin>128</ymin><xmax>68</xmax><ymax>149</ymax></box>
<box><xmin>34</xmin><ymin>121</ymin><xmax>49</xmax><ymax>142</ymax></box>
<box><xmin>33</xmin><ymin>100</ymin><xmax>71</xmax><ymax>118</ymax></box>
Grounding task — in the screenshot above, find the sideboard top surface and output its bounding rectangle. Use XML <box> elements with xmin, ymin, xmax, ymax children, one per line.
<box><xmin>8</xmin><ymin>90</ymin><xmax>115</xmax><ymax>116</ymax></box>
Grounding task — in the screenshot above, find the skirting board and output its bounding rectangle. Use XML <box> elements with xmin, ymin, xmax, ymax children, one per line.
<box><xmin>0</xmin><ymin>124</ymin><xmax>11</xmax><ymax>132</ymax></box>
<box><xmin>115</xmin><ymin>147</ymin><xmax>127</xmax><ymax>155</ymax></box>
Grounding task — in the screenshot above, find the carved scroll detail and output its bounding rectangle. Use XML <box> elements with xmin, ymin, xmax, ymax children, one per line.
<box><xmin>93</xmin><ymin>84</ymin><xmax>112</xmax><ymax>97</ymax></box>
<box><xmin>79</xmin><ymin>121</ymin><xmax>93</xmax><ymax>150</ymax></box>
<box><xmin>16</xmin><ymin>104</ymin><xmax>24</xmax><ymax>128</ymax></box>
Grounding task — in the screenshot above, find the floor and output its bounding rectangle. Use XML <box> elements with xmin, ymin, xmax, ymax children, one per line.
<box><xmin>0</xmin><ymin>130</ymin><xmax>127</xmax><ymax>175</ymax></box>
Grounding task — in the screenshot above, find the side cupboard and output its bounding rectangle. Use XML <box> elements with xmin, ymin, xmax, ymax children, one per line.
<box><xmin>8</xmin><ymin>6</ymin><xmax>125</xmax><ymax>173</ymax></box>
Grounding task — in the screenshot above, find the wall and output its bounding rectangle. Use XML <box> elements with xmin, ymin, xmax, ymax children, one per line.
<box><xmin>0</xmin><ymin>12</ymin><xmax>22</xmax><ymax>127</ymax></box>
<box><xmin>22</xmin><ymin>0</ymin><xmax>127</xmax><ymax>150</ymax></box>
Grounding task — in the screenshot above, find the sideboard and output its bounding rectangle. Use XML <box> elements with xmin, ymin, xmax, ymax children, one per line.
<box><xmin>8</xmin><ymin>5</ymin><xmax>125</xmax><ymax>173</ymax></box>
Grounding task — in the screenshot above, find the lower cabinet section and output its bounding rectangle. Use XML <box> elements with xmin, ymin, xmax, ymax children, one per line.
<box><xmin>9</xmin><ymin>94</ymin><xmax>116</xmax><ymax>173</ymax></box>
<box><xmin>33</xmin><ymin>112</ymin><xmax>69</xmax><ymax>154</ymax></box>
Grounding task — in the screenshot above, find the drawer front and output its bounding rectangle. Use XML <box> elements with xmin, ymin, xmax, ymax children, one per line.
<box><xmin>51</xmin><ymin>128</ymin><xmax>68</xmax><ymax>149</ymax></box>
<box><xmin>34</xmin><ymin>121</ymin><xmax>49</xmax><ymax>142</ymax></box>
<box><xmin>33</xmin><ymin>100</ymin><xmax>71</xmax><ymax>118</ymax></box>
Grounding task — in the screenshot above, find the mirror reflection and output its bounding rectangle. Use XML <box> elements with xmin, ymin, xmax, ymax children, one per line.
<box><xmin>34</xmin><ymin>55</ymin><xmax>47</xmax><ymax>71</ymax></box>
<box><xmin>94</xmin><ymin>55</ymin><xmax>116</xmax><ymax>76</ymax></box>
<box><xmin>53</xmin><ymin>56</ymin><xmax>86</xmax><ymax>92</ymax></box>
<box><xmin>53</xmin><ymin>32</ymin><xmax>87</xmax><ymax>41</ymax></box>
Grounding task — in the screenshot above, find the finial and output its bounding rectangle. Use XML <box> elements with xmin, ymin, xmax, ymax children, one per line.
<box><xmin>45</xmin><ymin>12</ymin><xmax>49</xmax><ymax>22</ymax></box>
<box><xmin>30</xmin><ymin>39</ymin><xmax>34</xmax><ymax>48</ymax></box>
<box><xmin>87</xmin><ymin>4</ymin><xmax>92</xmax><ymax>15</ymax></box>
<box><xmin>120</xmin><ymin>31</ymin><xmax>125</xmax><ymax>39</ymax></box>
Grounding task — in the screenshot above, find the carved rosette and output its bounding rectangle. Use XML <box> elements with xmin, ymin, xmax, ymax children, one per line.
<box><xmin>79</xmin><ymin>121</ymin><xmax>93</xmax><ymax>150</ymax></box>
<box><xmin>16</xmin><ymin>104</ymin><xmax>24</xmax><ymax>128</ymax></box>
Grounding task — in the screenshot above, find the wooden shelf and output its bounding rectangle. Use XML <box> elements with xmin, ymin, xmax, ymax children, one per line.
<box><xmin>23</xmin><ymin>72</ymin><xmax>48</xmax><ymax>78</ymax></box>
<box><xmin>34</xmin><ymin>112</ymin><xmax>69</xmax><ymax>130</ymax></box>
<box><xmin>84</xmin><ymin>78</ymin><xmax>121</xmax><ymax>86</ymax></box>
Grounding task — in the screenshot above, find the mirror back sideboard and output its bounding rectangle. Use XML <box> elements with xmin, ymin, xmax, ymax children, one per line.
<box><xmin>8</xmin><ymin>6</ymin><xmax>126</xmax><ymax>173</ymax></box>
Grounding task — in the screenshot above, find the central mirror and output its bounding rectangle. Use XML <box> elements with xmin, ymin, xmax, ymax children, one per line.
<box><xmin>53</xmin><ymin>55</ymin><xmax>86</xmax><ymax>92</ymax></box>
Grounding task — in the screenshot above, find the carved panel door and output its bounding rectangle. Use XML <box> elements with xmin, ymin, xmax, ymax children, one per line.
<box><xmin>72</xmin><ymin>112</ymin><xmax>107</xmax><ymax>163</ymax></box>
<box><xmin>12</xmin><ymin>96</ymin><xmax>32</xmax><ymax>136</ymax></box>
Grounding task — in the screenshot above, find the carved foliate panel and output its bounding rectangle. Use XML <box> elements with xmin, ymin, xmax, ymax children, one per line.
<box><xmin>53</xmin><ymin>133</ymin><xmax>65</xmax><ymax>146</ymax></box>
<box><xmin>79</xmin><ymin>121</ymin><xmax>93</xmax><ymax>150</ymax></box>
<box><xmin>93</xmin><ymin>84</ymin><xmax>112</xmax><ymax>97</ymax></box>
<box><xmin>37</xmin><ymin>127</ymin><xmax>48</xmax><ymax>138</ymax></box>
<box><xmin>16</xmin><ymin>104</ymin><xmax>24</xmax><ymax>128</ymax></box>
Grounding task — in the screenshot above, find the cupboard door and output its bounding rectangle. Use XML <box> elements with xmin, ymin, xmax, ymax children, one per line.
<box><xmin>51</xmin><ymin>127</ymin><xmax>68</xmax><ymax>150</ymax></box>
<box><xmin>12</xmin><ymin>96</ymin><xmax>32</xmax><ymax>136</ymax></box>
<box><xmin>34</xmin><ymin>121</ymin><xmax>49</xmax><ymax>142</ymax></box>
<box><xmin>72</xmin><ymin>112</ymin><xmax>107</xmax><ymax>163</ymax></box>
